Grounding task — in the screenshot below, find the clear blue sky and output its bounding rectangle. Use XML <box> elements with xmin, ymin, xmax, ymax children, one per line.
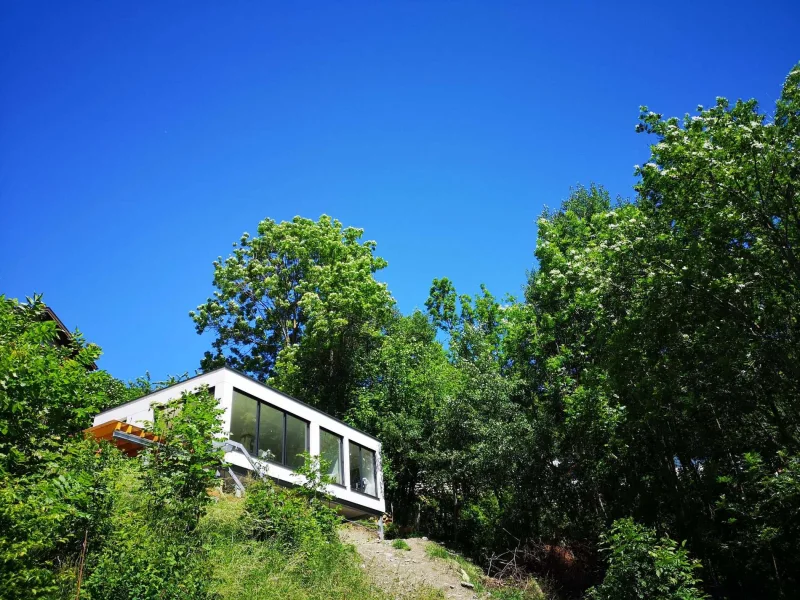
<box><xmin>2</xmin><ymin>2</ymin><xmax>798</xmax><ymax>382</ymax></box>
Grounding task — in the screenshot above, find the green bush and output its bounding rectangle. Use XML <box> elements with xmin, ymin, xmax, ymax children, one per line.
<box><xmin>588</xmin><ymin>518</ymin><xmax>706</xmax><ymax>600</ymax></box>
<box><xmin>81</xmin><ymin>388</ymin><xmax>223</xmax><ymax>600</ymax></box>
<box><xmin>392</xmin><ymin>538</ymin><xmax>411</xmax><ymax>551</ymax></box>
<box><xmin>84</xmin><ymin>526</ymin><xmax>213</xmax><ymax>600</ymax></box>
<box><xmin>243</xmin><ymin>479</ymin><xmax>338</xmax><ymax>549</ymax></box>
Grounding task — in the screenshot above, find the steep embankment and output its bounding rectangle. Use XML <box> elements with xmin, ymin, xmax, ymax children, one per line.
<box><xmin>341</xmin><ymin>525</ymin><xmax>547</xmax><ymax>600</ymax></box>
<box><xmin>341</xmin><ymin>525</ymin><xmax>476</xmax><ymax>599</ymax></box>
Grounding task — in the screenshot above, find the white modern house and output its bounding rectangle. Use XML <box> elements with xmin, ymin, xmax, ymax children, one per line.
<box><xmin>91</xmin><ymin>367</ymin><xmax>385</xmax><ymax>518</ymax></box>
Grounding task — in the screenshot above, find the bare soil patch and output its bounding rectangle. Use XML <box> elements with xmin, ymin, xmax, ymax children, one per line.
<box><xmin>340</xmin><ymin>525</ymin><xmax>483</xmax><ymax>599</ymax></box>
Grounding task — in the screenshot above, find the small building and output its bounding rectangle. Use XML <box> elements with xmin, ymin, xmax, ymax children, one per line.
<box><xmin>91</xmin><ymin>367</ymin><xmax>385</xmax><ymax>519</ymax></box>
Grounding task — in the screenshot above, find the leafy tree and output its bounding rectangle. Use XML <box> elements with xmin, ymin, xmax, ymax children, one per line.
<box><xmin>0</xmin><ymin>296</ymin><xmax>126</xmax><ymax>598</ymax></box>
<box><xmin>715</xmin><ymin>452</ymin><xmax>800</xmax><ymax>595</ymax></box>
<box><xmin>592</xmin><ymin>64</ymin><xmax>800</xmax><ymax>596</ymax></box>
<box><xmin>350</xmin><ymin>310</ymin><xmax>459</xmax><ymax>527</ymax></box>
<box><xmin>510</xmin><ymin>185</ymin><xmax>630</xmax><ymax>545</ymax></box>
<box><xmin>191</xmin><ymin>215</ymin><xmax>394</xmax><ymax>417</ymax></box>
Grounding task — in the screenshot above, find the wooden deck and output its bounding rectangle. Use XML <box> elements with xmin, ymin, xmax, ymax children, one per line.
<box><xmin>84</xmin><ymin>419</ymin><xmax>160</xmax><ymax>456</ymax></box>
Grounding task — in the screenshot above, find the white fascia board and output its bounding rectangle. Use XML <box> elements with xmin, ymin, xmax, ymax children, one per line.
<box><xmin>93</xmin><ymin>370</ymin><xmax>224</xmax><ymax>428</ymax></box>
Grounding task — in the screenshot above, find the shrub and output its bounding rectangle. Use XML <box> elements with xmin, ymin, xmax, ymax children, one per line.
<box><xmin>244</xmin><ymin>479</ymin><xmax>339</xmax><ymax>549</ymax></box>
<box><xmin>588</xmin><ymin>518</ymin><xmax>706</xmax><ymax>600</ymax></box>
<box><xmin>392</xmin><ymin>538</ymin><xmax>411</xmax><ymax>551</ymax></box>
<box><xmin>82</xmin><ymin>388</ymin><xmax>224</xmax><ymax>600</ymax></box>
<box><xmin>83</xmin><ymin>526</ymin><xmax>213</xmax><ymax>600</ymax></box>
<box><xmin>143</xmin><ymin>386</ymin><xmax>224</xmax><ymax>528</ymax></box>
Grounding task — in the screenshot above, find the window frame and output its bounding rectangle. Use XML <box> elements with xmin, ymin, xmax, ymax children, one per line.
<box><xmin>348</xmin><ymin>440</ymin><xmax>378</xmax><ymax>498</ymax></box>
<box><xmin>231</xmin><ymin>387</ymin><xmax>309</xmax><ymax>470</ymax></box>
<box><xmin>319</xmin><ymin>427</ymin><xmax>345</xmax><ymax>488</ymax></box>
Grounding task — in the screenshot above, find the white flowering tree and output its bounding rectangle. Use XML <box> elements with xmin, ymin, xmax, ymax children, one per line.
<box><xmin>505</xmin><ymin>64</ymin><xmax>800</xmax><ymax>598</ymax></box>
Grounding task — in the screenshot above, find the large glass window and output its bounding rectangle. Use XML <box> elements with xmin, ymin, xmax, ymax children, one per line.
<box><xmin>230</xmin><ymin>389</ymin><xmax>308</xmax><ymax>469</ymax></box>
<box><xmin>349</xmin><ymin>441</ymin><xmax>377</xmax><ymax>497</ymax></box>
<box><xmin>320</xmin><ymin>429</ymin><xmax>343</xmax><ymax>485</ymax></box>
<box><xmin>230</xmin><ymin>390</ymin><xmax>258</xmax><ymax>455</ymax></box>
<box><xmin>285</xmin><ymin>413</ymin><xmax>307</xmax><ymax>470</ymax></box>
<box><xmin>258</xmin><ymin>403</ymin><xmax>283</xmax><ymax>462</ymax></box>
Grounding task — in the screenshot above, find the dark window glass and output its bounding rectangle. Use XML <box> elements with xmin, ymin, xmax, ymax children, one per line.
<box><xmin>230</xmin><ymin>391</ymin><xmax>257</xmax><ymax>455</ymax></box>
<box><xmin>349</xmin><ymin>442</ymin><xmax>361</xmax><ymax>492</ymax></box>
<box><xmin>349</xmin><ymin>441</ymin><xmax>377</xmax><ymax>496</ymax></box>
<box><xmin>258</xmin><ymin>403</ymin><xmax>283</xmax><ymax>462</ymax></box>
<box><xmin>231</xmin><ymin>388</ymin><xmax>308</xmax><ymax>471</ymax></box>
<box><xmin>285</xmin><ymin>413</ymin><xmax>307</xmax><ymax>470</ymax></box>
<box><xmin>320</xmin><ymin>429</ymin><xmax>343</xmax><ymax>484</ymax></box>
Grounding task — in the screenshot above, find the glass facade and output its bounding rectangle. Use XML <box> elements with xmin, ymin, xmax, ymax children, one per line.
<box><xmin>230</xmin><ymin>389</ymin><xmax>308</xmax><ymax>468</ymax></box>
<box><xmin>349</xmin><ymin>441</ymin><xmax>377</xmax><ymax>496</ymax></box>
<box><xmin>320</xmin><ymin>429</ymin><xmax>343</xmax><ymax>484</ymax></box>
<box><xmin>257</xmin><ymin>403</ymin><xmax>283</xmax><ymax>462</ymax></box>
<box><xmin>230</xmin><ymin>389</ymin><xmax>258</xmax><ymax>455</ymax></box>
<box><xmin>285</xmin><ymin>413</ymin><xmax>307</xmax><ymax>470</ymax></box>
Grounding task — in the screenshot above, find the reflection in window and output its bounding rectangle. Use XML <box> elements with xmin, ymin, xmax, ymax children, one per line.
<box><xmin>258</xmin><ymin>403</ymin><xmax>282</xmax><ymax>462</ymax></box>
<box><xmin>230</xmin><ymin>390</ymin><xmax>257</xmax><ymax>455</ymax></box>
<box><xmin>349</xmin><ymin>441</ymin><xmax>377</xmax><ymax>496</ymax></box>
<box><xmin>285</xmin><ymin>413</ymin><xmax>307</xmax><ymax>470</ymax></box>
<box><xmin>320</xmin><ymin>429</ymin><xmax>343</xmax><ymax>484</ymax></box>
<box><xmin>230</xmin><ymin>389</ymin><xmax>308</xmax><ymax>469</ymax></box>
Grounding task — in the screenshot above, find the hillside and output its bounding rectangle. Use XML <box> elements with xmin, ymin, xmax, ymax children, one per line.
<box><xmin>199</xmin><ymin>493</ymin><xmax>545</xmax><ymax>600</ymax></box>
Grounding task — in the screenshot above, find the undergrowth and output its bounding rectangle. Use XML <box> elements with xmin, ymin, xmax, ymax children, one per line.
<box><xmin>424</xmin><ymin>540</ymin><xmax>548</xmax><ymax>600</ymax></box>
<box><xmin>198</xmin><ymin>491</ymin><xmax>382</xmax><ymax>600</ymax></box>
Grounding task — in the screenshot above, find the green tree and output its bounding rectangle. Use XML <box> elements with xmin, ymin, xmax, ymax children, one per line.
<box><xmin>593</xmin><ymin>64</ymin><xmax>800</xmax><ymax>596</ymax></box>
<box><xmin>0</xmin><ymin>296</ymin><xmax>126</xmax><ymax>598</ymax></box>
<box><xmin>509</xmin><ymin>185</ymin><xmax>630</xmax><ymax>545</ymax></box>
<box><xmin>349</xmin><ymin>311</ymin><xmax>458</xmax><ymax>526</ymax></box>
<box><xmin>191</xmin><ymin>215</ymin><xmax>394</xmax><ymax>417</ymax></box>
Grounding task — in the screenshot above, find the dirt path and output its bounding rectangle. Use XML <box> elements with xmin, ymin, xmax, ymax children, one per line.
<box><xmin>340</xmin><ymin>525</ymin><xmax>483</xmax><ymax>599</ymax></box>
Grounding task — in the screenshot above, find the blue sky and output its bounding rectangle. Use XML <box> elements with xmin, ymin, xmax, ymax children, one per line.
<box><xmin>2</xmin><ymin>2</ymin><xmax>798</xmax><ymax>382</ymax></box>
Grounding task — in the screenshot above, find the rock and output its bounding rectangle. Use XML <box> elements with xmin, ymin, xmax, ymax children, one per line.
<box><xmin>449</xmin><ymin>585</ymin><xmax>455</xmax><ymax>589</ymax></box>
<box><xmin>422</xmin><ymin>536</ymin><xmax>428</xmax><ymax>541</ymax></box>
<box><xmin>460</xmin><ymin>582</ymin><xmax>475</xmax><ymax>589</ymax></box>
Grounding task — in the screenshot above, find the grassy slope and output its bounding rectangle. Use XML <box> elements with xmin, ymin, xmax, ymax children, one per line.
<box><xmin>198</xmin><ymin>496</ymin><xmax>545</xmax><ymax>600</ymax></box>
<box><xmin>198</xmin><ymin>496</ymin><xmax>385</xmax><ymax>600</ymax></box>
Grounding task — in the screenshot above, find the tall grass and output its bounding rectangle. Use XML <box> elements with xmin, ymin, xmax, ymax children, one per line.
<box><xmin>197</xmin><ymin>496</ymin><xmax>384</xmax><ymax>600</ymax></box>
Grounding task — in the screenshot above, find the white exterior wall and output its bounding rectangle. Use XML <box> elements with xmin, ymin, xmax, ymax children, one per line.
<box><xmin>93</xmin><ymin>368</ymin><xmax>385</xmax><ymax>516</ymax></box>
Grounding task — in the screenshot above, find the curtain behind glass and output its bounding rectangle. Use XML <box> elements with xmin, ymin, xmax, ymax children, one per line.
<box><xmin>361</xmin><ymin>447</ymin><xmax>376</xmax><ymax>496</ymax></box>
